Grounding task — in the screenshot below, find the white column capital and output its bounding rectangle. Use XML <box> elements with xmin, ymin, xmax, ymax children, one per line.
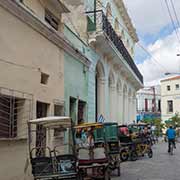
<box><xmin>109</xmin><ymin>85</ymin><xmax>116</xmax><ymax>91</ymax></box>
<box><xmin>117</xmin><ymin>90</ymin><xmax>123</xmax><ymax>95</ymax></box>
<box><xmin>98</xmin><ymin>77</ymin><xmax>106</xmax><ymax>85</ymax></box>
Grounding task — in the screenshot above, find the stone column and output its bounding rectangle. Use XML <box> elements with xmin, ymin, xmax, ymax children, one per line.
<box><xmin>132</xmin><ymin>97</ymin><xmax>137</xmax><ymax>122</ymax></box>
<box><xmin>117</xmin><ymin>90</ymin><xmax>123</xmax><ymax>125</ymax></box>
<box><xmin>124</xmin><ymin>93</ymin><xmax>128</xmax><ymax>125</ymax></box>
<box><xmin>128</xmin><ymin>96</ymin><xmax>134</xmax><ymax>124</ymax></box>
<box><xmin>97</xmin><ymin>77</ymin><xmax>106</xmax><ymax>119</ymax></box>
<box><xmin>109</xmin><ymin>85</ymin><xmax>116</xmax><ymax>121</ymax></box>
<box><xmin>128</xmin><ymin>96</ymin><xmax>131</xmax><ymax>124</ymax></box>
<box><xmin>122</xmin><ymin>92</ymin><xmax>127</xmax><ymax>125</ymax></box>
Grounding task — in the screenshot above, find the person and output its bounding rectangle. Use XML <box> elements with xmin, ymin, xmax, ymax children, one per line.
<box><xmin>166</xmin><ymin>125</ymin><xmax>176</xmax><ymax>152</ymax></box>
<box><xmin>87</xmin><ymin>129</ymin><xmax>94</xmax><ymax>147</ymax></box>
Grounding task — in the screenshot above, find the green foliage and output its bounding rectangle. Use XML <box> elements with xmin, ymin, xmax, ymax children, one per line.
<box><xmin>142</xmin><ymin>118</ymin><xmax>165</xmax><ymax>136</ymax></box>
<box><xmin>165</xmin><ymin>113</ymin><xmax>180</xmax><ymax>128</ymax></box>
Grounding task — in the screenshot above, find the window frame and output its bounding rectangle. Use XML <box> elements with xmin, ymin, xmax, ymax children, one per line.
<box><xmin>175</xmin><ymin>84</ymin><xmax>179</xmax><ymax>90</ymax></box>
<box><xmin>45</xmin><ymin>9</ymin><xmax>59</xmax><ymax>31</ymax></box>
<box><xmin>167</xmin><ymin>85</ymin><xmax>171</xmax><ymax>91</ymax></box>
<box><xmin>167</xmin><ymin>100</ymin><xmax>173</xmax><ymax>113</ymax></box>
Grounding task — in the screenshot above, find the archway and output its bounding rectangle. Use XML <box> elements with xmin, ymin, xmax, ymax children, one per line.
<box><xmin>95</xmin><ymin>61</ymin><xmax>105</xmax><ymax>121</ymax></box>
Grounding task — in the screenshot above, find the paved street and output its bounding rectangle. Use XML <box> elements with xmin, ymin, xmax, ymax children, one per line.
<box><xmin>113</xmin><ymin>141</ymin><xmax>180</xmax><ymax>180</ymax></box>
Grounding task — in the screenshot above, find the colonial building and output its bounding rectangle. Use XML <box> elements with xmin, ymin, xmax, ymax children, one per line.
<box><xmin>63</xmin><ymin>0</ymin><xmax>143</xmax><ymax>124</ymax></box>
<box><xmin>0</xmin><ymin>0</ymin><xmax>143</xmax><ymax>179</ymax></box>
<box><xmin>136</xmin><ymin>86</ymin><xmax>161</xmax><ymax>122</ymax></box>
<box><xmin>161</xmin><ymin>76</ymin><xmax>180</xmax><ymax>122</ymax></box>
<box><xmin>0</xmin><ymin>0</ymin><xmax>90</xmax><ymax>179</ymax></box>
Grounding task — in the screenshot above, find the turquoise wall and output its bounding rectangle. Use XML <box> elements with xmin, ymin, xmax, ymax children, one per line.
<box><xmin>64</xmin><ymin>25</ymin><xmax>99</xmax><ymax>122</ymax></box>
<box><xmin>64</xmin><ymin>52</ymin><xmax>88</xmax><ymax>119</ymax></box>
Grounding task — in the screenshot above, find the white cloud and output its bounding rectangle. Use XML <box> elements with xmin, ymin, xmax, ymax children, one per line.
<box><xmin>137</xmin><ymin>29</ymin><xmax>180</xmax><ymax>85</ymax></box>
<box><xmin>124</xmin><ymin>0</ymin><xmax>180</xmax><ymax>34</ymax></box>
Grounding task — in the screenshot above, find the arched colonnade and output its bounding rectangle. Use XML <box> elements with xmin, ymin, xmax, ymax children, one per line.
<box><xmin>95</xmin><ymin>61</ymin><xmax>136</xmax><ymax>124</ymax></box>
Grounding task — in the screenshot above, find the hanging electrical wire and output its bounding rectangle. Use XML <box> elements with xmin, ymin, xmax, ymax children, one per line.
<box><xmin>137</xmin><ymin>43</ymin><xmax>169</xmax><ymax>73</ymax></box>
<box><xmin>169</xmin><ymin>0</ymin><xmax>180</xmax><ymax>29</ymax></box>
<box><xmin>96</xmin><ymin>0</ymin><xmax>169</xmax><ymax>73</ymax></box>
<box><xmin>164</xmin><ymin>0</ymin><xmax>180</xmax><ymax>44</ymax></box>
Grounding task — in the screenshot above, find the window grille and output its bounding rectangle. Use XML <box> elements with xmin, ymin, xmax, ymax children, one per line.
<box><xmin>0</xmin><ymin>89</ymin><xmax>32</xmax><ymax>139</ymax></box>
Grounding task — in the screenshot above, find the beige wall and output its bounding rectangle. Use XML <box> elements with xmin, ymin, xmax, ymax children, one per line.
<box><xmin>0</xmin><ymin>6</ymin><xmax>64</xmax><ymax>103</ymax></box>
<box><xmin>0</xmin><ymin>4</ymin><xmax>64</xmax><ymax>180</ymax></box>
<box><xmin>161</xmin><ymin>79</ymin><xmax>180</xmax><ymax>121</ymax></box>
<box><xmin>0</xmin><ymin>140</ymin><xmax>33</xmax><ymax>180</ymax></box>
<box><xmin>23</xmin><ymin>0</ymin><xmax>45</xmax><ymax>19</ymax></box>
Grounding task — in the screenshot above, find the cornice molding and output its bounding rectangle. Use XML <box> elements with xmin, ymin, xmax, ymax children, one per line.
<box><xmin>0</xmin><ymin>0</ymin><xmax>91</xmax><ymax>67</ymax></box>
<box><xmin>114</xmin><ymin>0</ymin><xmax>138</xmax><ymax>43</ymax></box>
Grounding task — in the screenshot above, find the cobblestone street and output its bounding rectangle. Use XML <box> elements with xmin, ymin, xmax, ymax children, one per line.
<box><xmin>114</xmin><ymin>141</ymin><xmax>180</xmax><ymax>180</ymax></box>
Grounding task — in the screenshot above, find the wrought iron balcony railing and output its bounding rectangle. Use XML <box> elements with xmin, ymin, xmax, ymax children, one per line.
<box><xmin>101</xmin><ymin>13</ymin><xmax>143</xmax><ymax>84</ymax></box>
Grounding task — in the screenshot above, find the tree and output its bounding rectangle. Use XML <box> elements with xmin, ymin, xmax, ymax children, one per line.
<box><xmin>171</xmin><ymin>113</ymin><xmax>180</xmax><ymax>127</ymax></box>
<box><xmin>142</xmin><ymin>118</ymin><xmax>164</xmax><ymax>136</ymax></box>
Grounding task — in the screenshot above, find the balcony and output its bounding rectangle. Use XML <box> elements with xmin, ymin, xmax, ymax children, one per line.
<box><xmin>87</xmin><ymin>11</ymin><xmax>143</xmax><ymax>85</ymax></box>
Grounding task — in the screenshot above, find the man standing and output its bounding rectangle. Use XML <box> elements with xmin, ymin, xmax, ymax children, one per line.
<box><xmin>166</xmin><ymin>125</ymin><xmax>176</xmax><ymax>152</ymax></box>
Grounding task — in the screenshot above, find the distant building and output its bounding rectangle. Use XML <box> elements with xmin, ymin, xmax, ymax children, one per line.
<box><xmin>161</xmin><ymin>76</ymin><xmax>180</xmax><ymax>122</ymax></box>
<box><xmin>136</xmin><ymin>86</ymin><xmax>161</xmax><ymax>122</ymax></box>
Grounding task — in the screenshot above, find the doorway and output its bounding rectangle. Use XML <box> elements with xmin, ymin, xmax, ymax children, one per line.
<box><xmin>70</xmin><ymin>97</ymin><xmax>76</xmax><ymax>123</ymax></box>
<box><xmin>78</xmin><ymin>100</ymin><xmax>86</xmax><ymax>124</ymax></box>
<box><xmin>36</xmin><ymin>101</ymin><xmax>49</xmax><ymax>156</ymax></box>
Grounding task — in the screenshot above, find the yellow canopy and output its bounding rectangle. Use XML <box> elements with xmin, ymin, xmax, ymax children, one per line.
<box><xmin>74</xmin><ymin>122</ymin><xmax>103</xmax><ymax>129</ymax></box>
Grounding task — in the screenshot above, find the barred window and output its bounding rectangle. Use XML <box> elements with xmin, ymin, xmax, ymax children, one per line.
<box><xmin>0</xmin><ymin>95</ymin><xmax>22</xmax><ymax>138</ymax></box>
<box><xmin>0</xmin><ymin>94</ymin><xmax>31</xmax><ymax>138</ymax></box>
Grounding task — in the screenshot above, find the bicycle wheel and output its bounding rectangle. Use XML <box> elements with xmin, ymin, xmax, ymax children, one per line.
<box><xmin>130</xmin><ymin>151</ymin><xmax>137</xmax><ymax>161</ymax></box>
<box><xmin>170</xmin><ymin>143</ymin><xmax>173</xmax><ymax>155</ymax></box>
<box><xmin>148</xmin><ymin>148</ymin><xmax>153</xmax><ymax>158</ymax></box>
<box><xmin>120</xmin><ymin>149</ymin><xmax>129</xmax><ymax>162</ymax></box>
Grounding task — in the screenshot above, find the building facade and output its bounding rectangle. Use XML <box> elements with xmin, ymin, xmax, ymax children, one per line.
<box><xmin>161</xmin><ymin>76</ymin><xmax>180</xmax><ymax>122</ymax></box>
<box><xmin>63</xmin><ymin>0</ymin><xmax>143</xmax><ymax>124</ymax></box>
<box><xmin>0</xmin><ymin>0</ymin><xmax>90</xmax><ymax>179</ymax></box>
<box><xmin>136</xmin><ymin>86</ymin><xmax>161</xmax><ymax>122</ymax></box>
<box><xmin>0</xmin><ymin>0</ymin><xmax>143</xmax><ymax>179</ymax></box>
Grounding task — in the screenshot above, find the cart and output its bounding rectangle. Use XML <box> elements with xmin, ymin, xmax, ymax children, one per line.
<box><xmin>74</xmin><ymin>123</ymin><xmax>110</xmax><ymax>180</ymax></box>
<box><xmin>28</xmin><ymin>116</ymin><xmax>78</xmax><ymax>180</ymax></box>
<box><xmin>103</xmin><ymin>122</ymin><xmax>121</xmax><ymax>176</ymax></box>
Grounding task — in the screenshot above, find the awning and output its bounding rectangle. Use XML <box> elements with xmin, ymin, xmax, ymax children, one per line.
<box><xmin>28</xmin><ymin>116</ymin><xmax>71</xmax><ymax>128</ymax></box>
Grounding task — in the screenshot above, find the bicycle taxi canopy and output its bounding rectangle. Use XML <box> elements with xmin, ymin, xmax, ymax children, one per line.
<box><xmin>28</xmin><ymin>116</ymin><xmax>77</xmax><ymax>180</ymax></box>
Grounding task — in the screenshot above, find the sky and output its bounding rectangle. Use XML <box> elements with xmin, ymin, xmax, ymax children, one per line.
<box><xmin>123</xmin><ymin>0</ymin><xmax>180</xmax><ymax>86</ymax></box>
